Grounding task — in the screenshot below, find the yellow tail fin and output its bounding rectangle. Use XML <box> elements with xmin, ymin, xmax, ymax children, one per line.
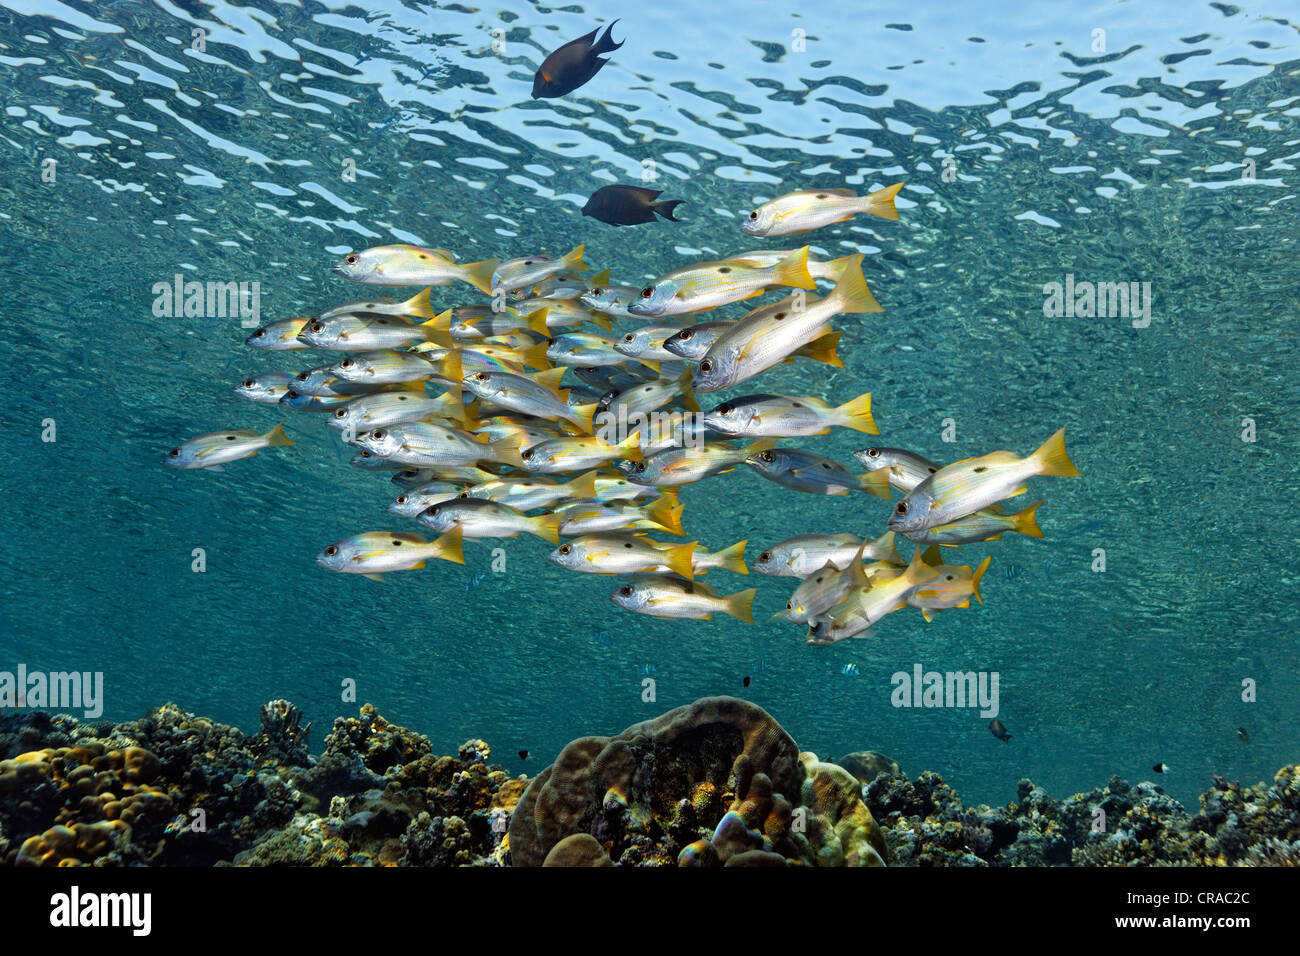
<box><xmin>775</xmin><ymin>245</ymin><xmax>817</xmax><ymax>290</ymax></box>
<box><xmin>527</xmin><ymin>308</ymin><xmax>552</xmax><ymax>337</ymax></box>
<box><xmin>665</xmin><ymin>541</ymin><xmax>697</xmax><ymax>579</ymax></box>
<box><xmin>532</xmin><ymin>512</ymin><xmax>562</xmax><ymax>544</ymax></box>
<box><xmin>857</xmin><ymin>469</ymin><xmax>892</xmax><ymax>499</ymax></box>
<box><xmin>613</xmin><ymin>431</ymin><xmax>643</xmax><ymax>462</ymax></box>
<box><xmin>404</xmin><ymin>288</ymin><xmax>438</xmax><ymax>320</ymax></box>
<box><xmin>431</xmin><ymin>525</ymin><xmax>465</xmax><ymax>565</ymax></box>
<box><xmin>725</xmin><ymin>588</ymin><xmax>758</xmax><ymax>624</ymax></box>
<box><xmin>565</xmin><ymin>470</ymin><xmax>600</xmax><ymax>500</ymax></box>
<box><xmin>797</xmin><ymin>330</ymin><xmax>843</xmax><ymax>368</ymax></box>
<box><xmin>1012</xmin><ymin>499</ymin><xmax>1045</xmax><ymax>538</ymax></box>
<box><xmin>648</xmin><ymin>490</ymin><xmax>684</xmax><ymax>536</ymax></box>
<box><xmin>864</xmin><ymin>182</ymin><xmax>904</xmax><ymax>221</ymax></box>
<box><xmin>714</xmin><ymin>539</ymin><xmax>748</xmax><ymax>575</ymax></box>
<box><xmin>567</xmin><ymin>402</ymin><xmax>598</xmax><ymax>434</ymax></box>
<box><xmin>519</xmin><ymin>341</ymin><xmax>550</xmax><ymax>371</ymax></box>
<box><xmin>831</xmin><ymin>254</ymin><xmax>883</xmax><ymax>314</ymax></box>
<box><xmin>264</xmin><ymin>423</ymin><xmax>294</xmax><ymax>447</ymax></box>
<box><xmin>835</xmin><ymin>390</ymin><xmax>877</xmax><ymax>434</ymax></box>
<box><xmin>461</xmin><ymin>258</ymin><xmax>499</xmax><ymax>295</ymax></box>
<box><xmin>529</xmin><ymin>366</ymin><xmax>566</xmax><ymax>394</ymax></box>
<box><xmin>1032</xmin><ymin>427</ymin><xmax>1081</xmax><ymax>478</ymax></box>
<box><xmin>971</xmin><ymin>555</ymin><xmax>991</xmax><ymax>605</ymax></box>
<box><xmin>490</xmin><ymin>436</ymin><xmax>526</xmax><ymax>469</ymax></box>
<box><xmin>562</xmin><ymin>243</ymin><xmax>587</xmax><ymax>272</ymax></box>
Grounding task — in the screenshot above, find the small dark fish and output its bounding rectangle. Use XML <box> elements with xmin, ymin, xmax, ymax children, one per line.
<box><xmin>988</xmin><ymin>719</ymin><xmax>1012</xmax><ymax>742</ymax></box>
<box><xmin>582</xmin><ymin>185</ymin><xmax>684</xmax><ymax>226</ymax></box>
<box><xmin>743</xmin><ymin>675</ymin><xmax>751</xmax><ymax>688</ymax></box>
<box><xmin>1152</xmin><ymin>762</ymin><xmax>1168</xmax><ymax>773</ymax></box>
<box><xmin>1236</xmin><ymin>727</ymin><xmax>1250</xmax><ymax>744</ymax></box>
<box><xmin>518</xmin><ymin>750</ymin><xmax>529</xmax><ymax>760</ymax></box>
<box><xmin>532</xmin><ymin>20</ymin><xmax>623</xmax><ymax>99</ymax></box>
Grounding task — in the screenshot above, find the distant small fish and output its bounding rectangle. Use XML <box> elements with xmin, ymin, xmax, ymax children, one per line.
<box><xmin>582</xmin><ymin>185</ymin><xmax>684</xmax><ymax>227</ymax></box>
<box><xmin>1236</xmin><ymin>727</ymin><xmax>1250</xmax><ymax>744</ymax></box>
<box><xmin>164</xmin><ymin>423</ymin><xmax>294</xmax><ymax>470</ymax></box>
<box><xmin>639</xmin><ymin>663</ymin><xmax>656</xmax><ymax>676</ymax></box>
<box><xmin>989</xmin><ymin>719</ymin><xmax>1012</xmax><ymax>742</ymax></box>
<box><xmin>593</xmin><ymin>632</ymin><xmax>614</xmax><ymax>647</ymax></box>
<box><xmin>466</xmin><ymin>570</ymin><xmax>487</xmax><ymax>591</ymax></box>
<box><xmin>743</xmin><ymin>676</ymin><xmax>751</xmax><ymax>688</ymax></box>
<box><xmin>841</xmin><ymin>663</ymin><xmax>860</xmax><ymax>677</ymax></box>
<box><xmin>1005</xmin><ymin>563</ymin><xmax>1024</xmax><ymax>581</ymax></box>
<box><xmin>1152</xmin><ymin>762</ymin><xmax>1169</xmax><ymax>773</ymax></box>
<box><xmin>752</xmin><ymin>659</ymin><xmax>771</xmax><ymax>674</ymax></box>
<box><xmin>518</xmin><ymin>750</ymin><xmax>529</xmax><ymax>761</ymax></box>
<box><xmin>532</xmin><ymin>20</ymin><xmax>623</xmax><ymax>99</ymax></box>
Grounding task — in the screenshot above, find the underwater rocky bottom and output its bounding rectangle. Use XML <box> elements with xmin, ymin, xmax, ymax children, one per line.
<box><xmin>0</xmin><ymin>697</ymin><xmax>1296</xmax><ymax>867</ymax></box>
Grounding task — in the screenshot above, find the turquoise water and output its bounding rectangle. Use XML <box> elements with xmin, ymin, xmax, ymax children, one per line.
<box><xmin>0</xmin><ymin>0</ymin><xmax>1297</xmax><ymax>813</ymax></box>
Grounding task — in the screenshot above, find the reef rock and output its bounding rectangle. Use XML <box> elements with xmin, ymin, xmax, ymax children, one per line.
<box><xmin>508</xmin><ymin>696</ymin><xmax>887</xmax><ymax>867</ymax></box>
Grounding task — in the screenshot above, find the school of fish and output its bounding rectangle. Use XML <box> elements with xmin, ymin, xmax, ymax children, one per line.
<box><xmin>166</xmin><ymin>22</ymin><xmax>1082</xmax><ymax>647</ymax></box>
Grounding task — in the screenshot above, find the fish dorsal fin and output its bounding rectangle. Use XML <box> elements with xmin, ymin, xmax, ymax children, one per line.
<box><xmin>430</xmin><ymin>248</ymin><xmax>456</xmax><ymax>261</ymax></box>
<box><xmin>817</xmin><ymin>187</ymin><xmax>858</xmax><ymax>197</ymax></box>
<box><xmin>590</xmin><ymin>268</ymin><xmax>611</xmax><ymax>286</ymax></box>
<box><xmin>921</xmin><ymin>546</ymin><xmax>944</xmax><ymax>567</ymax></box>
<box><xmin>849</xmin><ymin>539</ymin><xmax>871</xmax><ymax>588</ymax></box>
<box><xmin>530</xmin><ymin>367</ymin><xmax>567</xmax><ymax>394</ymax></box>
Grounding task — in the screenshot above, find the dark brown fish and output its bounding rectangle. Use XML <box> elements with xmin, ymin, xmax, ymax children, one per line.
<box><xmin>988</xmin><ymin>719</ymin><xmax>1011</xmax><ymax>742</ymax></box>
<box><xmin>532</xmin><ymin>21</ymin><xmax>623</xmax><ymax>99</ymax></box>
<box><xmin>582</xmin><ymin>185</ymin><xmax>684</xmax><ymax>226</ymax></box>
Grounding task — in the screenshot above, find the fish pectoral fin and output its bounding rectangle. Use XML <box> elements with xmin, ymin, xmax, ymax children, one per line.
<box><xmin>362</xmin><ymin>573</ymin><xmax>386</xmax><ymax>582</ymax></box>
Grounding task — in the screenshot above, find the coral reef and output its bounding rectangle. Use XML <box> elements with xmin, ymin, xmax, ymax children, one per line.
<box><xmin>508</xmin><ymin>696</ymin><xmax>887</xmax><ymax>867</ymax></box>
<box><xmin>1</xmin><ymin>698</ymin><xmax>1295</xmax><ymax>866</ymax></box>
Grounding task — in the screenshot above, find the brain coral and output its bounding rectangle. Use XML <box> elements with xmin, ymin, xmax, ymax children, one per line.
<box><xmin>508</xmin><ymin>696</ymin><xmax>886</xmax><ymax>867</ymax></box>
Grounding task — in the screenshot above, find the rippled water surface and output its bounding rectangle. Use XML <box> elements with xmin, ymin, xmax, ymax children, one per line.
<box><xmin>1</xmin><ymin>0</ymin><xmax>1297</xmax><ymax>809</ymax></box>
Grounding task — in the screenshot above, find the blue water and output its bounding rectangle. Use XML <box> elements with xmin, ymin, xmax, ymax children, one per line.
<box><xmin>1</xmin><ymin>0</ymin><xmax>1297</xmax><ymax>812</ymax></box>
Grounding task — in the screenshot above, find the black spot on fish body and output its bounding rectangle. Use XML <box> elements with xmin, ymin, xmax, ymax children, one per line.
<box><xmin>718</xmin><ymin>267</ymin><xmax>731</xmax><ymax>274</ymax></box>
<box><xmin>974</xmin><ymin>466</ymin><xmax>987</xmax><ymax>473</ymax></box>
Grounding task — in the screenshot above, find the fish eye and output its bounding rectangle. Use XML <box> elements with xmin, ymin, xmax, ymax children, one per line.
<box><xmin>168</xmin><ymin>448</ymin><xmax>180</xmax><ymax>457</ymax></box>
<box><xmin>895</xmin><ymin>502</ymin><xmax>909</xmax><ymax>515</ymax></box>
<box><xmin>325</xmin><ymin>546</ymin><xmax>338</xmax><ymax>556</ymax></box>
<box><xmin>749</xmin><ymin>211</ymin><xmax>758</xmax><ymax>220</ymax></box>
<box><xmin>340</xmin><ymin>359</ymin><xmax>354</xmax><ymax>369</ymax></box>
<box><xmin>372</xmin><ymin>429</ymin><xmax>386</xmax><ymax>440</ymax></box>
<box><xmin>623</xmin><ymin>333</ymin><xmax>634</xmax><ymax>343</ymax></box>
<box><xmin>242</xmin><ymin>379</ymin><xmax>254</xmax><ymax>388</ymax></box>
<box><xmin>396</xmin><ymin>495</ymin><xmax>407</xmax><ymax>504</ymax></box>
<box><xmin>866</xmin><ymin>448</ymin><xmax>881</xmax><ymax>458</ymax></box>
<box><xmin>346</xmin><ymin>254</ymin><xmax>357</xmax><ymax>264</ymax></box>
<box><xmin>286</xmin><ymin>390</ymin><xmax>299</xmax><ymax>399</ymax></box>
<box><xmin>635</xmin><ymin>462</ymin><xmax>647</xmax><ymax>472</ymax></box>
<box><xmin>640</xmin><ymin>287</ymin><xmax>654</xmax><ymax>299</ymax></box>
<box><xmin>522</xmin><ymin>449</ymin><xmax>533</xmax><ymax>460</ymax></box>
<box><xmin>334</xmin><ymin>409</ymin><xmax>347</xmax><ymax>418</ymax></box>
<box><xmin>591</xmin><ymin>287</ymin><xmax>603</xmax><ymax>296</ymax></box>
<box><xmin>559</xmin><ymin>545</ymin><xmax>571</xmax><ymax>555</ymax></box>
<box><xmin>620</xmin><ymin>585</ymin><xmax>634</xmax><ymax>596</ymax></box>
<box><xmin>311</xmin><ymin>322</ymin><xmax>324</xmax><ymax>333</ymax></box>
<box><xmin>359</xmin><ymin>450</ymin><xmax>372</xmax><ymax>458</ymax></box>
<box><xmin>759</xmin><ymin>551</ymin><xmax>770</xmax><ymax>561</ymax></box>
<box><xmin>761</xmin><ymin>451</ymin><xmax>774</xmax><ymax>462</ymax></box>
<box><xmin>252</xmin><ymin>329</ymin><xmax>265</xmax><ymax>337</ymax></box>
<box><xmin>296</xmin><ymin>372</ymin><xmax>310</xmax><ymax>381</ymax></box>
<box><xmin>475</xmin><ymin>372</ymin><xmax>488</xmax><ymax>381</ymax></box>
<box><xmin>680</xmin><ymin>330</ymin><xmax>693</xmax><ymax>340</ymax></box>
<box><xmin>699</xmin><ymin>360</ymin><xmax>713</xmax><ymax>374</ymax></box>
<box><xmin>430</xmin><ymin>506</ymin><xmax>440</xmax><ymax>515</ymax></box>
<box><xmin>786</xmin><ymin>601</ymin><xmax>792</xmax><ymax>609</ymax></box>
<box><xmin>716</xmin><ymin>403</ymin><xmax>730</xmax><ymax>415</ymax></box>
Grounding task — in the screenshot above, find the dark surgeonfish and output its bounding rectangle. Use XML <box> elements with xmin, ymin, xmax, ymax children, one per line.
<box><xmin>532</xmin><ymin>21</ymin><xmax>623</xmax><ymax>99</ymax></box>
<box><xmin>583</xmin><ymin>185</ymin><xmax>684</xmax><ymax>226</ymax></box>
